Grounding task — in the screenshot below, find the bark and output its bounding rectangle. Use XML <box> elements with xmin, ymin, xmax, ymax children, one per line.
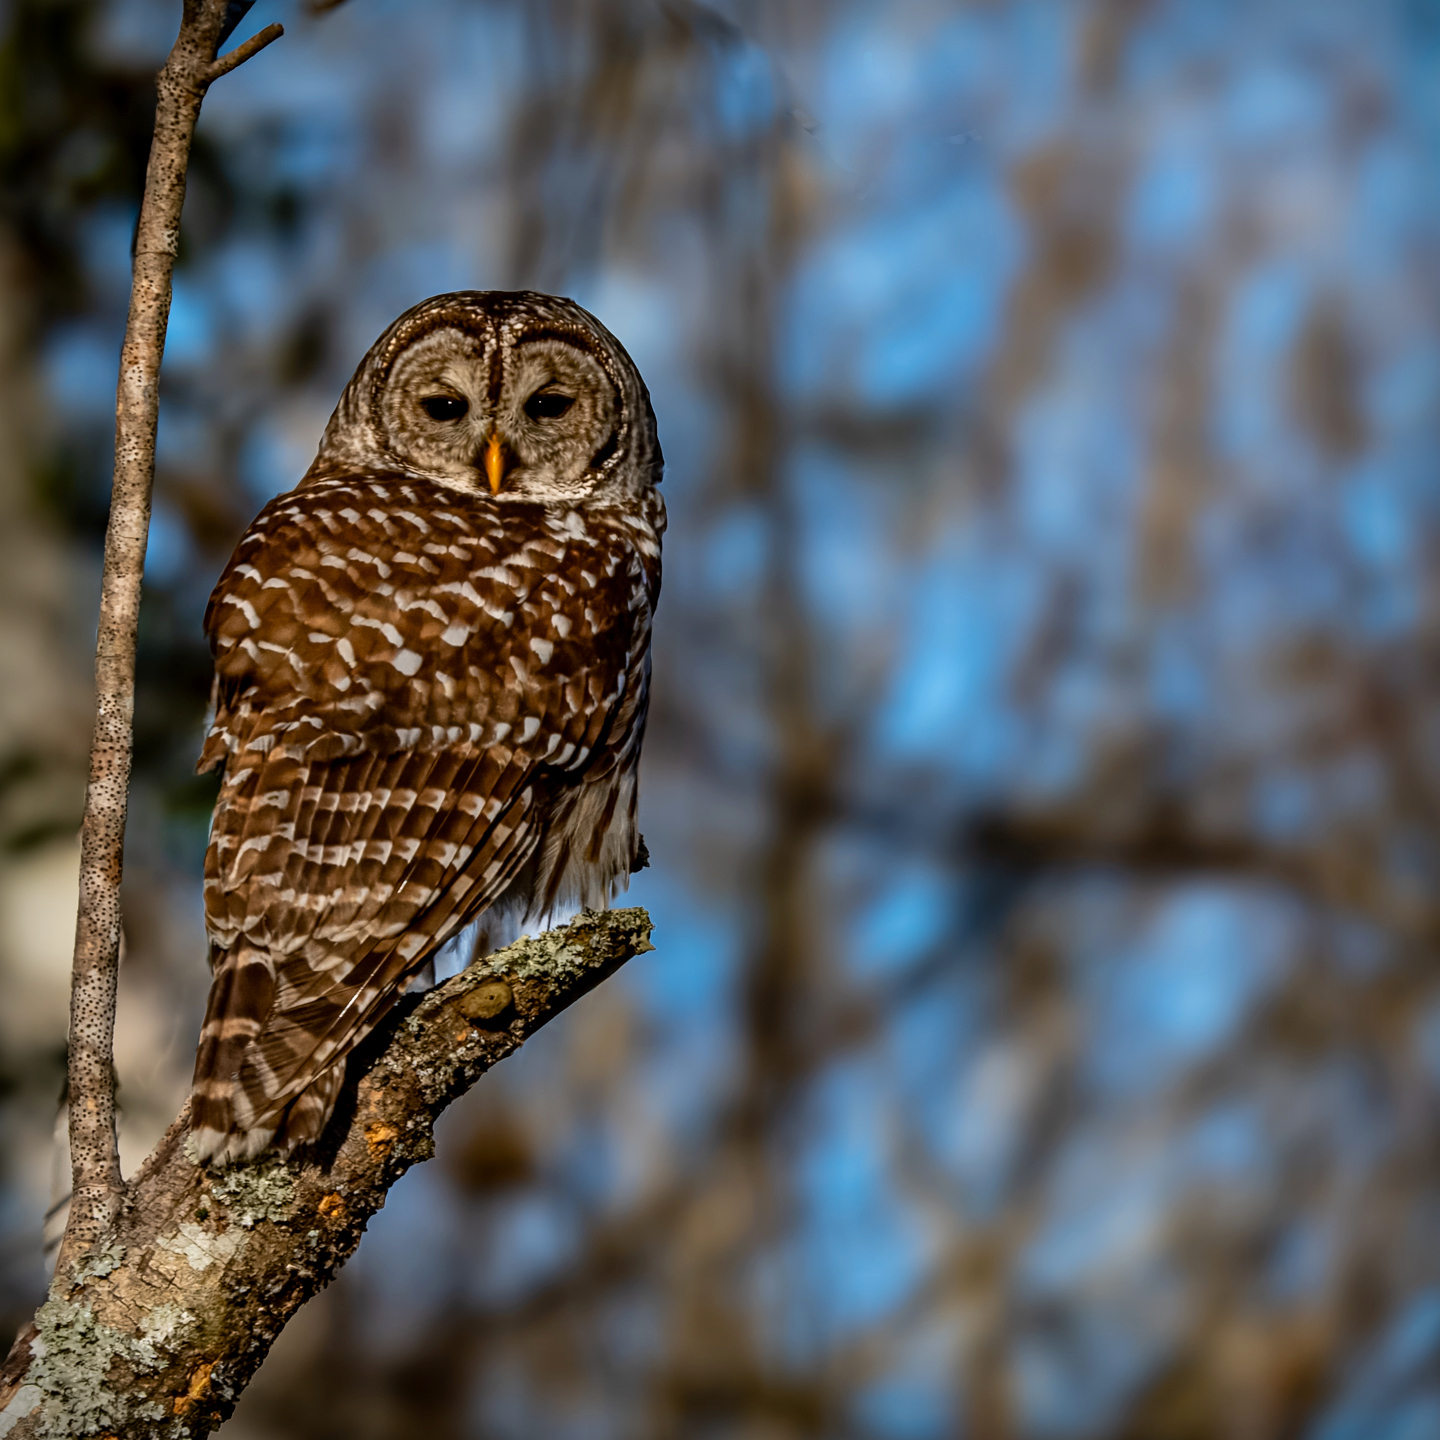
<box><xmin>59</xmin><ymin>0</ymin><xmax>282</xmax><ymax>1279</ymax></box>
<box><xmin>0</xmin><ymin>906</ymin><xmax>654</xmax><ymax>1438</ymax></box>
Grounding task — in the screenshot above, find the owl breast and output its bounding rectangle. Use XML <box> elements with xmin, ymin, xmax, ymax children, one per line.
<box><xmin>203</xmin><ymin>473</ymin><xmax>659</xmax><ymax>769</ymax></box>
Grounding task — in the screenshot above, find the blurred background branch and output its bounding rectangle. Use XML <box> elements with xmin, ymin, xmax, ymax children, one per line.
<box><xmin>2</xmin><ymin>1</ymin><xmax>1440</xmax><ymax>1437</ymax></box>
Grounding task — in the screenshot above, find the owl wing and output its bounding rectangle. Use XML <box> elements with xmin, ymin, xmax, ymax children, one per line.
<box><xmin>191</xmin><ymin>473</ymin><xmax>659</xmax><ymax>1159</ymax></box>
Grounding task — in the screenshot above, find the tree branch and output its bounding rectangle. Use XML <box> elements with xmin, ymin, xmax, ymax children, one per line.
<box><xmin>207</xmin><ymin>22</ymin><xmax>284</xmax><ymax>82</ymax></box>
<box><xmin>965</xmin><ymin>807</ymin><xmax>1440</xmax><ymax>940</ymax></box>
<box><xmin>59</xmin><ymin>0</ymin><xmax>282</xmax><ymax>1280</ymax></box>
<box><xmin>1</xmin><ymin>906</ymin><xmax>654</xmax><ymax>1438</ymax></box>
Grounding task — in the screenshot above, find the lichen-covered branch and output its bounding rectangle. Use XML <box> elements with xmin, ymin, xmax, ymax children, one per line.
<box><xmin>60</xmin><ymin>0</ymin><xmax>282</xmax><ymax>1280</ymax></box>
<box><xmin>0</xmin><ymin>906</ymin><xmax>653</xmax><ymax>1439</ymax></box>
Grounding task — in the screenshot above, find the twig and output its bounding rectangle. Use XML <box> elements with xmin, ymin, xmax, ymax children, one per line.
<box><xmin>0</xmin><ymin>908</ymin><xmax>653</xmax><ymax>1439</ymax></box>
<box><xmin>58</xmin><ymin>0</ymin><xmax>283</xmax><ymax>1282</ymax></box>
<box><xmin>208</xmin><ymin>22</ymin><xmax>285</xmax><ymax>81</ymax></box>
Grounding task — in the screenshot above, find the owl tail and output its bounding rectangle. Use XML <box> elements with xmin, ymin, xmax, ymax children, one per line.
<box><xmin>190</xmin><ymin>943</ymin><xmax>374</xmax><ymax>1166</ymax></box>
<box><xmin>190</xmin><ymin>944</ymin><xmax>281</xmax><ymax>1165</ymax></box>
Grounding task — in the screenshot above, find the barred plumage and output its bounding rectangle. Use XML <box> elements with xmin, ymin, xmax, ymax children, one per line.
<box><xmin>190</xmin><ymin>292</ymin><xmax>663</xmax><ymax>1163</ymax></box>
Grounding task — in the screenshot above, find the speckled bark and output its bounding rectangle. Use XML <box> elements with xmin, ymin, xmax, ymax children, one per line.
<box><xmin>1</xmin><ymin>907</ymin><xmax>653</xmax><ymax>1438</ymax></box>
<box><xmin>60</xmin><ymin>0</ymin><xmax>283</xmax><ymax>1278</ymax></box>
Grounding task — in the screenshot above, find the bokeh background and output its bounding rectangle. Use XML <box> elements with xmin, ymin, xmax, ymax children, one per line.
<box><xmin>3</xmin><ymin>0</ymin><xmax>1440</xmax><ymax>1435</ymax></box>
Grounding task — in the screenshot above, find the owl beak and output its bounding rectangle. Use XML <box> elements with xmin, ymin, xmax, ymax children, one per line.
<box><xmin>483</xmin><ymin>431</ymin><xmax>510</xmax><ymax>495</ymax></box>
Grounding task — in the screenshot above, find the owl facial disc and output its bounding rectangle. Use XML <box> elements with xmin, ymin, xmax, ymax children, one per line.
<box><xmin>308</xmin><ymin>291</ymin><xmax>662</xmax><ymax>505</ymax></box>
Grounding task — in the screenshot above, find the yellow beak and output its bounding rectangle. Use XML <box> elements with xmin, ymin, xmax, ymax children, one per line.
<box><xmin>484</xmin><ymin>431</ymin><xmax>507</xmax><ymax>495</ymax></box>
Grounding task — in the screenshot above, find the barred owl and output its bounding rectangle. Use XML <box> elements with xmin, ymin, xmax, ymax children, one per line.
<box><xmin>189</xmin><ymin>291</ymin><xmax>664</xmax><ymax>1165</ymax></box>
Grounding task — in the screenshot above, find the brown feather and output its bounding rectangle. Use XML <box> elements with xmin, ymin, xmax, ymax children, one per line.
<box><xmin>190</xmin><ymin>470</ymin><xmax>660</xmax><ymax>1163</ymax></box>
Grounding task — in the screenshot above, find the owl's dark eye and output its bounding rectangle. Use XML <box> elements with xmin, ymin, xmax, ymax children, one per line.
<box><xmin>523</xmin><ymin>390</ymin><xmax>575</xmax><ymax>421</ymax></box>
<box><xmin>421</xmin><ymin>395</ymin><xmax>468</xmax><ymax>421</ymax></box>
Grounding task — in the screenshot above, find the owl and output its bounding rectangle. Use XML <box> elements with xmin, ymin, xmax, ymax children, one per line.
<box><xmin>189</xmin><ymin>291</ymin><xmax>664</xmax><ymax>1164</ymax></box>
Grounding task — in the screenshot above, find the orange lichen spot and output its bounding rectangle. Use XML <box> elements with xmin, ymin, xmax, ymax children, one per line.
<box><xmin>173</xmin><ymin>1362</ymin><xmax>213</xmax><ymax>1415</ymax></box>
<box><xmin>318</xmin><ymin>1191</ymin><xmax>348</xmax><ymax>1223</ymax></box>
<box><xmin>365</xmin><ymin>1121</ymin><xmax>400</xmax><ymax>1161</ymax></box>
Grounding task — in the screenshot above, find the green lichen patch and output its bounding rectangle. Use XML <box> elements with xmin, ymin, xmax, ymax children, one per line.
<box><xmin>488</xmin><ymin>926</ymin><xmax>589</xmax><ymax>985</ymax></box>
<box><xmin>0</xmin><ymin>1385</ymin><xmax>43</xmax><ymax>1439</ymax></box>
<box><xmin>71</xmin><ymin>1239</ymin><xmax>126</xmax><ymax>1283</ymax></box>
<box><xmin>210</xmin><ymin>1153</ymin><xmax>295</xmax><ymax>1228</ymax></box>
<box><xmin>478</xmin><ymin>908</ymin><xmax>648</xmax><ymax>986</ymax></box>
<box><xmin>25</xmin><ymin>1296</ymin><xmax>171</xmax><ymax>1436</ymax></box>
<box><xmin>140</xmin><ymin>1303</ymin><xmax>198</xmax><ymax>1348</ymax></box>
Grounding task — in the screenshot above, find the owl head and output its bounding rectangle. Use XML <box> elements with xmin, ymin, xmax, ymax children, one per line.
<box><xmin>306</xmin><ymin>291</ymin><xmax>663</xmax><ymax>504</ymax></box>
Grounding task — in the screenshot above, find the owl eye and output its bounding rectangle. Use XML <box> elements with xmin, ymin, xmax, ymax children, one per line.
<box><xmin>523</xmin><ymin>390</ymin><xmax>575</xmax><ymax>421</ymax></box>
<box><xmin>421</xmin><ymin>395</ymin><xmax>468</xmax><ymax>421</ymax></box>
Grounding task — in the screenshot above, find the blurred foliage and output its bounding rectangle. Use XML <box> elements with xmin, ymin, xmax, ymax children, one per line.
<box><xmin>0</xmin><ymin>0</ymin><xmax>152</xmax><ymax>320</ymax></box>
<box><xmin>3</xmin><ymin>1</ymin><xmax>1440</xmax><ymax>1438</ymax></box>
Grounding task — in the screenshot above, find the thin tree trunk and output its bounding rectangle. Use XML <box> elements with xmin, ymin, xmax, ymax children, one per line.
<box><xmin>57</xmin><ymin>0</ymin><xmax>282</xmax><ymax>1281</ymax></box>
